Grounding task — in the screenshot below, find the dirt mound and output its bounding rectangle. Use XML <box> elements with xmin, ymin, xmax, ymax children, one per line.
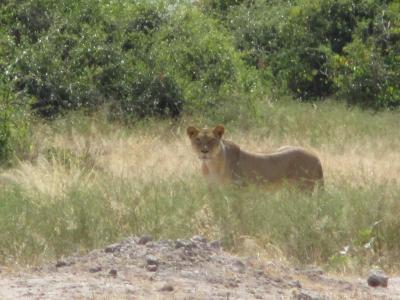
<box><xmin>0</xmin><ymin>236</ymin><xmax>398</xmax><ymax>299</ymax></box>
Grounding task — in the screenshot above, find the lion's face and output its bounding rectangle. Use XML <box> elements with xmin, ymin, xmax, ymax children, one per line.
<box><xmin>187</xmin><ymin>125</ymin><xmax>225</xmax><ymax>160</ymax></box>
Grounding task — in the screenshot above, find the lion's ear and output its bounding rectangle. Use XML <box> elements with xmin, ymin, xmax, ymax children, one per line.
<box><xmin>213</xmin><ymin>125</ymin><xmax>225</xmax><ymax>139</ymax></box>
<box><xmin>187</xmin><ymin>126</ymin><xmax>200</xmax><ymax>138</ymax></box>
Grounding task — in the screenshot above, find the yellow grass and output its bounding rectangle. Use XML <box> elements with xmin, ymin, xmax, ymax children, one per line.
<box><xmin>0</xmin><ymin>104</ymin><xmax>399</xmax><ymax>271</ymax></box>
<box><xmin>2</xmin><ymin>118</ymin><xmax>399</xmax><ymax>198</ymax></box>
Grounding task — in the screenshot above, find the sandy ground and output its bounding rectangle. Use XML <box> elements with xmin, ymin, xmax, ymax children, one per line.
<box><xmin>0</xmin><ymin>236</ymin><xmax>399</xmax><ymax>300</ymax></box>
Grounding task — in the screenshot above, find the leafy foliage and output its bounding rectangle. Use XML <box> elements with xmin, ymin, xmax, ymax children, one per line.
<box><xmin>332</xmin><ymin>2</ymin><xmax>400</xmax><ymax>108</ymax></box>
<box><xmin>2</xmin><ymin>0</ymin><xmax>262</xmax><ymax>120</ymax></box>
<box><xmin>0</xmin><ymin>0</ymin><xmax>398</xmax><ymax>129</ymax></box>
<box><xmin>0</xmin><ymin>81</ymin><xmax>31</xmax><ymax>165</ymax></box>
<box><xmin>226</xmin><ymin>0</ymin><xmax>400</xmax><ymax>107</ymax></box>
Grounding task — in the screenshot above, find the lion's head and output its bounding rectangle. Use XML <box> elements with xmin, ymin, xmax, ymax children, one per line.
<box><xmin>186</xmin><ymin>125</ymin><xmax>225</xmax><ymax>160</ymax></box>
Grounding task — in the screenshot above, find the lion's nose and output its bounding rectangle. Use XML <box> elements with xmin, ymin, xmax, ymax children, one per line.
<box><xmin>201</xmin><ymin>149</ymin><xmax>209</xmax><ymax>153</ymax></box>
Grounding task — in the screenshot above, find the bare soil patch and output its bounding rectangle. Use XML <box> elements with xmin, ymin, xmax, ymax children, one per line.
<box><xmin>0</xmin><ymin>236</ymin><xmax>398</xmax><ymax>299</ymax></box>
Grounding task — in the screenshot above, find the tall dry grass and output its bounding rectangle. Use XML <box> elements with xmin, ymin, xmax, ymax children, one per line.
<box><xmin>0</xmin><ymin>102</ymin><xmax>399</xmax><ymax>273</ymax></box>
<box><xmin>3</xmin><ymin>122</ymin><xmax>398</xmax><ymax>194</ymax></box>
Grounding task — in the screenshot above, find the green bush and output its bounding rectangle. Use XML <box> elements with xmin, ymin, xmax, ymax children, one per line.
<box><xmin>199</xmin><ymin>0</ymin><xmax>245</xmax><ymax>17</ymax></box>
<box><xmin>227</xmin><ymin>0</ymin><xmax>380</xmax><ymax>99</ymax></box>
<box><xmin>152</xmin><ymin>7</ymin><xmax>263</xmax><ymax>113</ymax></box>
<box><xmin>226</xmin><ymin>0</ymin><xmax>398</xmax><ymax>107</ymax></box>
<box><xmin>0</xmin><ymin>82</ymin><xmax>31</xmax><ymax>165</ymax></box>
<box><xmin>2</xmin><ymin>0</ymin><xmax>399</xmax><ymax>116</ymax></box>
<box><xmin>332</xmin><ymin>2</ymin><xmax>400</xmax><ymax>108</ymax></box>
<box><xmin>0</xmin><ymin>0</ymin><xmax>55</xmax><ymax>45</ymax></box>
<box><xmin>12</xmin><ymin>0</ymin><xmax>123</xmax><ymax>118</ymax></box>
<box><xmin>7</xmin><ymin>0</ymin><xmax>263</xmax><ymax>120</ymax></box>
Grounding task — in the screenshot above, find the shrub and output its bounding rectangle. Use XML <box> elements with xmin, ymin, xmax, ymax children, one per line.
<box><xmin>199</xmin><ymin>0</ymin><xmax>245</xmax><ymax>16</ymax></box>
<box><xmin>8</xmin><ymin>1</ymin><xmax>263</xmax><ymax>120</ymax></box>
<box><xmin>332</xmin><ymin>2</ymin><xmax>400</xmax><ymax>108</ymax></box>
<box><xmin>3</xmin><ymin>0</ymin><xmax>398</xmax><ymax>114</ymax></box>
<box><xmin>152</xmin><ymin>7</ymin><xmax>263</xmax><ymax>113</ymax></box>
<box><xmin>0</xmin><ymin>81</ymin><xmax>31</xmax><ymax>165</ymax></box>
<box><xmin>226</xmin><ymin>0</ymin><xmax>393</xmax><ymax>104</ymax></box>
<box><xmin>0</xmin><ymin>1</ymin><xmax>55</xmax><ymax>46</ymax></box>
<box><xmin>226</xmin><ymin>1</ymin><xmax>333</xmax><ymax>99</ymax></box>
<box><xmin>112</xmin><ymin>72</ymin><xmax>184</xmax><ymax>120</ymax></box>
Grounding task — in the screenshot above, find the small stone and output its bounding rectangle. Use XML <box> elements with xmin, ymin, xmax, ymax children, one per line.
<box><xmin>175</xmin><ymin>239</ymin><xmax>188</xmax><ymax>249</ymax></box>
<box><xmin>256</xmin><ymin>270</ymin><xmax>264</xmax><ymax>276</ymax></box>
<box><xmin>146</xmin><ymin>242</ymin><xmax>156</xmax><ymax>248</ymax></box>
<box><xmin>147</xmin><ymin>264</ymin><xmax>158</xmax><ymax>272</ymax></box>
<box><xmin>210</xmin><ymin>240</ymin><xmax>221</xmax><ymax>250</ymax></box>
<box><xmin>159</xmin><ymin>239</ymin><xmax>173</xmax><ymax>246</ymax></box>
<box><xmin>290</xmin><ymin>280</ymin><xmax>302</xmax><ymax>288</ymax></box>
<box><xmin>89</xmin><ymin>266</ymin><xmax>102</xmax><ymax>273</ymax></box>
<box><xmin>367</xmin><ymin>274</ymin><xmax>388</xmax><ymax>288</ymax></box>
<box><xmin>138</xmin><ymin>235</ymin><xmax>153</xmax><ymax>245</ymax></box>
<box><xmin>303</xmin><ymin>267</ymin><xmax>323</xmax><ymax>277</ymax></box>
<box><xmin>191</xmin><ymin>235</ymin><xmax>207</xmax><ymax>243</ymax></box>
<box><xmin>159</xmin><ymin>284</ymin><xmax>174</xmax><ymax>292</ymax></box>
<box><xmin>146</xmin><ymin>255</ymin><xmax>159</xmax><ymax>266</ymax></box>
<box><xmin>104</xmin><ymin>243</ymin><xmax>121</xmax><ymax>253</ymax></box>
<box><xmin>273</xmin><ymin>277</ymin><xmax>283</xmax><ymax>283</ymax></box>
<box><xmin>294</xmin><ymin>290</ymin><xmax>325</xmax><ymax>300</ymax></box>
<box><xmin>109</xmin><ymin>269</ymin><xmax>117</xmax><ymax>276</ymax></box>
<box><xmin>55</xmin><ymin>260</ymin><xmax>67</xmax><ymax>268</ymax></box>
<box><xmin>232</xmin><ymin>259</ymin><xmax>246</xmax><ymax>273</ymax></box>
<box><xmin>229</xmin><ymin>282</ymin><xmax>239</xmax><ymax>288</ymax></box>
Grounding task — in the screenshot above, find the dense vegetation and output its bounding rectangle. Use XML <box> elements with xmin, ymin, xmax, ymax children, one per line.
<box><xmin>1</xmin><ymin>0</ymin><xmax>400</xmax><ymax>162</ymax></box>
<box><xmin>0</xmin><ymin>104</ymin><xmax>399</xmax><ymax>272</ymax></box>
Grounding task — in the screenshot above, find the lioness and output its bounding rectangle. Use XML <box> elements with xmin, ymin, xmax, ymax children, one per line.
<box><xmin>187</xmin><ymin>125</ymin><xmax>324</xmax><ymax>191</ymax></box>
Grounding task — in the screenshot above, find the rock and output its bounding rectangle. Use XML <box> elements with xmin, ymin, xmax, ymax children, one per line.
<box><xmin>191</xmin><ymin>235</ymin><xmax>207</xmax><ymax>243</ymax></box>
<box><xmin>146</xmin><ymin>255</ymin><xmax>159</xmax><ymax>266</ymax></box>
<box><xmin>55</xmin><ymin>260</ymin><xmax>67</xmax><ymax>268</ymax></box>
<box><xmin>210</xmin><ymin>240</ymin><xmax>221</xmax><ymax>250</ymax></box>
<box><xmin>159</xmin><ymin>239</ymin><xmax>174</xmax><ymax>247</ymax></box>
<box><xmin>159</xmin><ymin>284</ymin><xmax>174</xmax><ymax>292</ymax></box>
<box><xmin>175</xmin><ymin>239</ymin><xmax>188</xmax><ymax>249</ymax></box>
<box><xmin>301</xmin><ymin>267</ymin><xmax>324</xmax><ymax>278</ymax></box>
<box><xmin>109</xmin><ymin>269</ymin><xmax>117</xmax><ymax>276</ymax></box>
<box><xmin>256</xmin><ymin>270</ymin><xmax>265</xmax><ymax>277</ymax></box>
<box><xmin>104</xmin><ymin>243</ymin><xmax>121</xmax><ymax>253</ymax></box>
<box><xmin>138</xmin><ymin>235</ymin><xmax>153</xmax><ymax>245</ymax></box>
<box><xmin>228</xmin><ymin>281</ymin><xmax>239</xmax><ymax>288</ymax></box>
<box><xmin>289</xmin><ymin>280</ymin><xmax>302</xmax><ymax>289</ymax></box>
<box><xmin>294</xmin><ymin>290</ymin><xmax>325</xmax><ymax>300</ymax></box>
<box><xmin>147</xmin><ymin>264</ymin><xmax>158</xmax><ymax>272</ymax></box>
<box><xmin>367</xmin><ymin>273</ymin><xmax>388</xmax><ymax>288</ymax></box>
<box><xmin>232</xmin><ymin>259</ymin><xmax>246</xmax><ymax>273</ymax></box>
<box><xmin>145</xmin><ymin>242</ymin><xmax>156</xmax><ymax>248</ymax></box>
<box><xmin>125</xmin><ymin>287</ymin><xmax>135</xmax><ymax>294</ymax></box>
<box><xmin>89</xmin><ymin>266</ymin><xmax>102</xmax><ymax>273</ymax></box>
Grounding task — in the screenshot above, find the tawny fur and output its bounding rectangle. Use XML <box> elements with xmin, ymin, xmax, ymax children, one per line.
<box><xmin>187</xmin><ymin>125</ymin><xmax>324</xmax><ymax>191</ymax></box>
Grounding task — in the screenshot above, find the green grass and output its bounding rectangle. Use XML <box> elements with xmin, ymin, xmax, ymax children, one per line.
<box><xmin>0</xmin><ymin>100</ymin><xmax>399</xmax><ymax>274</ymax></box>
<box><xmin>1</xmin><ymin>176</ymin><xmax>399</xmax><ymax>273</ymax></box>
